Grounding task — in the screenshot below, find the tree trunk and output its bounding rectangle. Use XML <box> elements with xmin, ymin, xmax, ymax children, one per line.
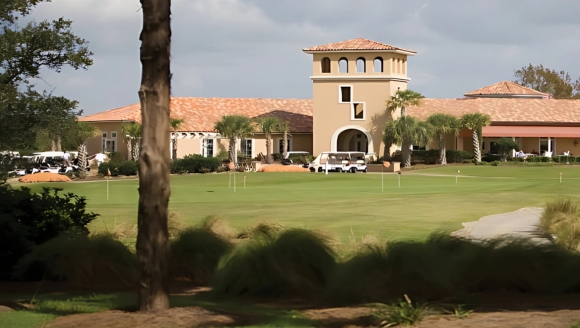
<box><xmin>402</xmin><ymin>139</ymin><xmax>412</xmax><ymax>168</ymax></box>
<box><xmin>172</xmin><ymin>138</ymin><xmax>177</xmax><ymax>159</ymax></box>
<box><xmin>127</xmin><ymin>140</ymin><xmax>133</xmax><ymax>160</ymax></box>
<box><xmin>136</xmin><ymin>0</ymin><xmax>171</xmax><ymax>312</ymax></box>
<box><xmin>383</xmin><ymin>143</ymin><xmax>392</xmax><ymax>162</ymax></box>
<box><xmin>400</xmin><ymin>106</ymin><xmax>407</xmax><ymax>117</ymax></box>
<box><xmin>283</xmin><ymin>131</ymin><xmax>288</xmax><ymax>158</ymax></box>
<box><xmin>229</xmin><ymin>137</ymin><xmax>236</xmax><ymax>165</ymax></box>
<box><xmin>439</xmin><ymin>133</ymin><xmax>447</xmax><ymax>165</ymax></box>
<box><xmin>77</xmin><ymin>144</ymin><xmax>87</xmax><ymax>178</ymax></box>
<box><xmin>265</xmin><ymin>135</ymin><xmax>271</xmax><ymax>163</ymax></box>
<box><xmin>133</xmin><ymin>139</ymin><xmax>141</xmax><ymax>161</ymax></box>
<box><xmin>473</xmin><ymin>130</ymin><xmax>481</xmax><ymax>163</ymax></box>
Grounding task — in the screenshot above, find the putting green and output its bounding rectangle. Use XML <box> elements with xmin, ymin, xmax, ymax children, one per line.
<box><xmin>18</xmin><ymin>165</ymin><xmax>580</xmax><ymax>242</ymax></box>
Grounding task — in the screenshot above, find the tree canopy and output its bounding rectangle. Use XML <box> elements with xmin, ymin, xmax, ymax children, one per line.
<box><xmin>514</xmin><ymin>64</ymin><xmax>580</xmax><ymax>99</ymax></box>
<box><xmin>0</xmin><ymin>0</ymin><xmax>93</xmax><ymax>150</ymax></box>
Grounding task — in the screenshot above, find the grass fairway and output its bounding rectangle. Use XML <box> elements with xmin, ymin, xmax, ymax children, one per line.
<box><xmin>16</xmin><ymin>165</ymin><xmax>580</xmax><ymax>242</ymax></box>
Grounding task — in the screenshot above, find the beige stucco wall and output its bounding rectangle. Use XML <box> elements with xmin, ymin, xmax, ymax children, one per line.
<box><xmin>310</xmin><ymin>51</ymin><xmax>410</xmax><ymax>158</ymax></box>
<box><xmin>85</xmin><ymin>122</ymin><xmax>129</xmax><ymax>159</ymax></box>
<box><xmin>554</xmin><ymin>138</ymin><xmax>578</xmax><ymax>155</ymax></box>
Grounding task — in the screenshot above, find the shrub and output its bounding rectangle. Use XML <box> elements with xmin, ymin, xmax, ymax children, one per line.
<box><xmin>482</xmin><ymin>154</ymin><xmax>502</xmax><ymax>162</ymax></box>
<box><xmin>117</xmin><ymin>160</ymin><xmax>138</xmax><ymax>176</ymax></box>
<box><xmin>216</xmin><ymin>151</ymin><xmax>229</xmax><ymax>161</ymax></box>
<box><xmin>325</xmin><ymin>234</ymin><xmax>580</xmax><ymax>304</ymax></box>
<box><xmin>211</xmin><ymin>229</ymin><xmax>337</xmax><ymax>298</ymax></box>
<box><xmin>170</xmin><ymin>227</ymin><xmax>233</xmax><ymax>285</ymax></box>
<box><xmin>372</xmin><ymin>295</ymin><xmax>426</xmax><ymax>327</ymax></box>
<box><xmin>541</xmin><ymin>199</ymin><xmax>580</xmax><ymax>251</ymax></box>
<box><xmin>14</xmin><ymin>233</ymin><xmax>137</xmax><ymax>286</ymax></box>
<box><xmin>107</xmin><ymin>152</ymin><xmax>125</xmax><ymax>164</ymax></box>
<box><xmin>171</xmin><ymin>154</ymin><xmax>220</xmax><ymax>174</ymax></box>
<box><xmin>445</xmin><ymin>150</ymin><xmax>473</xmax><ymax>163</ymax></box>
<box><xmin>272</xmin><ymin>153</ymin><xmax>282</xmax><ymax>161</ymax></box>
<box><xmin>98</xmin><ymin>162</ymin><xmax>119</xmax><ymax>176</ymax></box>
<box><xmin>0</xmin><ymin>183</ymin><xmax>98</xmax><ymax>279</ymax></box>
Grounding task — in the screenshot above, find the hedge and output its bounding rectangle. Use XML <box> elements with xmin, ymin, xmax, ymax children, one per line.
<box><xmin>98</xmin><ymin>160</ymin><xmax>138</xmax><ymax>176</ymax></box>
<box><xmin>171</xmin><ymin>154</ymin><xmax>220</xmax><ymax>174</ymax></box>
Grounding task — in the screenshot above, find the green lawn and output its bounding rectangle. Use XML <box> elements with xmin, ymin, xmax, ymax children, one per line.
<box><xmin>16</xmin><ymin>165</ymin><xmax>580</xmax><ymax>242</ymax></box>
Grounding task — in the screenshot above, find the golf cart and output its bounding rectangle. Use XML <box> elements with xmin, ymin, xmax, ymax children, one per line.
<box><xmin>281</xmin><ymin>151</ymin><xmax>311</xmax><ymax>166</ymax></box>
<box><xmin>308</xmin><ymin>151</ymin><xmax>367</xmax><ymax>173</ymax></box>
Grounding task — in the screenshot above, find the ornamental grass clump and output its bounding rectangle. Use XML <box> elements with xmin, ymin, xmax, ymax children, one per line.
<box><xmin>211</xmin><ymin>228</ymin><xmax>337</xmax><ymax>298</ymax></box>
<box><xmin>170</xmin><ymin>223</ymin><xmax>233</xmax><ymax>285</ymax></box>
<box><xmin>541</xmin><ymin>198</ymin><xmax>580</xmax><ymax>251</ymax></box>
<box><xmin>14</xmin><ymin>233</ymin><xmax>137</xmax><ymax>287</ymax></box>
<box><xmin>325</xmin><ymin>234</ymin><xmax>580</xmax><ymax>305</ymax></box>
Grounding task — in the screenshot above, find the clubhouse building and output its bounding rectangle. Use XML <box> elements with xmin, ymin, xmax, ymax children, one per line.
<box><xmin>79</xmin><ymin>38</ymin><xmax>580</xmax><ymax>159</ymax></box>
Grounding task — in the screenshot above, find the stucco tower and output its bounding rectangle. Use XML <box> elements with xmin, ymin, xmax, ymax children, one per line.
<box><xmin>302</xmin><ymin>38</ymin><xmax>416</xmax><ymax>157</ymax></box>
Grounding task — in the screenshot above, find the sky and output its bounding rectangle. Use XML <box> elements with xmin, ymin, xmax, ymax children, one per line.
<box><xmin>28</xmin><ymin>0</ymin><xmax>580</xmax><ymax>115</ymax></box>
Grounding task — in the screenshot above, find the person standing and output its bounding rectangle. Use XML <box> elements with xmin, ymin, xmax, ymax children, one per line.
<box><xmin>63</xmin><ymin>151</ymin><xmax>71</xmax><ymax>166</ymax></box>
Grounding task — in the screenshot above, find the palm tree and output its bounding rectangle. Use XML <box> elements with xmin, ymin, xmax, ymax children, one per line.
<box><xmin>384</xmin><ymin>89</ymin><xmax>425</xmax><ymax>160</ymax></box>
<box><xmin>386</xmin><ymin>89</ymin><xmax>424</xmax><ymax>117</ymax></box>
<box><xmin>460</xmin><ymin>113</ymin><xmax>491</xmax><ymax>163</ymax></box>
<box><xmin>255</xmin><ymin>116</ymin><xmax>281</xmax><ymax>163</ymax></box>
<box><xmin>169</xmin><ymin>118</ymin><xmax>185</xmax><ymax>160</ymax></box>
<box><xmin>384</xmin><ymin>116</ymin><xmax>434</xmax><ymax>168</ymax></box>
<box><xmin>121</xmin><ymin>122</ymin><xmax>142</xmax><ymax>161</ymax></box>
<box><xmin>278</xmin><ymin>120</ymin><xmax>291</xmax><ymax>158</ymax></box>
<box><xmin>69</xmin><ymin>121</ymin><xmax>99</xmax><ymax>178</ymax></box>
<box><xmin>214</xmin><ymin>115</ymin><xmax>254</xmax><ymax>166</ymax></box>
<box><xmin>426</xmin><ymin>113</ymin><xmax>461</xmax><ymax>165</ymax></box>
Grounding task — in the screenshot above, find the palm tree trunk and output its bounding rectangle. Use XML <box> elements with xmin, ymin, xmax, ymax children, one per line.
<box><xmin>383</xmin><ymin>143</ymin><xmax>392</xmax><ymax>162</ymax></box>
<box><xmin>400</xmin><ymin>106</ymin><xmax>407</xmax><ymax>117</ymax></box>
<box><xmin>402</xmin><ymin>139</ymin><xmax>412</xmax><ymax>168</ymax></box>
<box><xmin>266</xmin><ymin>135</ymin><xmax>271</xmax><ymax>164</ymax></box>
<box><xmin>283</xmin><ymin>131</ymin><xmax>288</xmax><ymax>158</ymax></box>
<box><xmin>439</xmin><ymin>133</ymin><xmax>447</xmax><ymax>165</ymax></box>
<box><xmin>172</xmin><ymin>138</ymin><xmax>177</xmax><ymax>159</ymax></box>
<box><xmin>77</xmin><ymin>144</ymin><xmax>87</xmax><ymax>178</ymax></box>
<box><xmin>127</xmin><ymin>140</ymin><xmax>133</xmax><ymax>160</ymax></box>
<box><xmin>473</xmin><ymin>130</ymin><xmax>481</xmax><ymax>163</ymax></box>
<box><xmin>133</xmin><ymin>139</ymin><xmax>141</xmax><ymax>161</ymax></box>
<box><xmin>228</xmin><ymin>137</ymin><xmax>235</xmax><ymax>165</ymax></box>
<box><xmin>136</xmin><ymin>0</ymin><xmax>171</xmax><ymax>312</ymax></box>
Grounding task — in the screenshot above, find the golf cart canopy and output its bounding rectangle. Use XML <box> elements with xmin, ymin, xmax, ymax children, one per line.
<box><xmin>284</xmin><ymin>151</ymin><xmax>310</xmax><ymax>159</ymax></box>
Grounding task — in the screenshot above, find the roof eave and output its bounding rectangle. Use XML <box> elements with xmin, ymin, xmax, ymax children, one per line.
<box><xmin>463</xmin><ymin>94</ymin><xmax>549</xmax><ymax>98</ymax></box>
<box><xmin>302</xmin><ymin>49</ymin><xmax>417</xmax><ymax>56</ymax></box>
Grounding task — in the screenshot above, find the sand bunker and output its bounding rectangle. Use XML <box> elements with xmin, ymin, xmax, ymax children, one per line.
<box><xmin>259</xmin><ymin>164</ymin><xmax>310</xmax><ymax>172</ymax></box>
<box><xmin>19</xmin><ymin>172</ymin><xmax>71</xmax><ymax>183</ymax></box>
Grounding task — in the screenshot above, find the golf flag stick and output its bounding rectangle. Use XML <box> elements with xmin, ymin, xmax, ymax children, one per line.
<box><xmin>234</xmin><ymin>171</ymin><xmax>236</xmax><ymax>193</ymax></box>
<box><xmin>107</xmin><ymin>168</ymin><xmax>111</xmax><ymax>201</ymax></box>
<box><xmin>456</xmin><ymin>169</ymin><xmax>460</xmax><ymax>184</ymax></box>
<box><xmin>229</xmin><ymin>173</ymin><xmax>231</xmax><ymax>188</ymax></box>
<box><xmin>382</xmin><ymin>161</ymin><xmax>390</xmax><ymax>193</ymax></box>
<box><xmin>398</xmin><ymin>171</ymin><xmax>401</xmax><ymax>188</ymax></box>
<box><xmin>560</xmin><ymin>172</ymin><xmax>562</xmax><ymax>183</ymax></box>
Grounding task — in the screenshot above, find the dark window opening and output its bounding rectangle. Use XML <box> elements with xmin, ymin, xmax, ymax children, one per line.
<box><xmin>341</xmin><ymin>86</ymin><xmax>351</xmax><ymax>102</ymax></box>
<box><xmin>321</xmin><ymin>57</ymin><xmax>331</xmax><ymax>73</ymax></box>
<box><xmin>353</xmin><ymin>103</ymin><xmax>364</xmax><ymax>119</ymax></box>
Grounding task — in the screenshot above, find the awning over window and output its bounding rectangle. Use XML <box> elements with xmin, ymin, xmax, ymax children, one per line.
<box><xmin>481</xmin><ymin>126</ymin><xmax>580</xmax><ymax>138</ymax></box>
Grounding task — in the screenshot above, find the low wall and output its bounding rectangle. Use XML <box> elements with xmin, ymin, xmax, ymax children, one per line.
<box><xmin>367</xmin><ymin>162</ymin><xmax>400</xmax><ymax>173</ymax></box>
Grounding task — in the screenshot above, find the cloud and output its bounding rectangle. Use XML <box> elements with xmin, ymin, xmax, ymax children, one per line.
<box><xmin>23</xmin><ymin>0</ymin><xmax>580</xmax><ymax>113</ymax></box>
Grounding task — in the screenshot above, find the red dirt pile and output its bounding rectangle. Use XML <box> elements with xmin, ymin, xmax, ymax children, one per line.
<box><xmin>259</xmin><ymin>165</ymin><xmax>309</xmax><ymax>172</ymax></box>
<box><xmin>18</xmin><ymin>172</ymin><xmax>71</xmax><ymax>183</ymax></box>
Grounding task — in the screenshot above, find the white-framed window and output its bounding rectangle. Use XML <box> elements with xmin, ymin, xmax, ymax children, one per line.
<box><xmin>102</xmin><ymin>131</ymin><xmax>118</xmax><ymax>153</ymax></box>
<box><xmin>356</xmin><ymin>57</ymin><xmax>366</xmax><ymax>73</ymax></box>
<box><xmin>241</xmin><ymin>139</ymin><xmax>253</xmax><ymax>159</ymax></box>
<box><xmin>374</xmin><ymin>57</ymin><xmax>383</xmax><ymax>73</ymax></box>
<box><xmin>351</xmin><ymin>102</ymin><xmax>365</xmax><ymax>120</ymax></box>
<box><xmin>278</xmin><ymin>138</ymin><xmax>292</xmax><ymax>154</ymax></box>
<box><xmin>338</xmin><ymin>57</ymin><xmax>348</xmax><ymax>73</ymax></box>
<box><xmin>202</xmin><ymin>139</ymin><xmax>215</xmax><ymax>157</ymax></box>
<box><xmin>339</xmin><ymin>85</ymin><xmax>353</xmax><ymax>103</ymax></box>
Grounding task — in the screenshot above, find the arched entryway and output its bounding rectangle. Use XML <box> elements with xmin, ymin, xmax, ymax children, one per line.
<box><xmin>331</xmin><ymin>126</ymin><xmax>374</xmax><ymax>154</ymax></box>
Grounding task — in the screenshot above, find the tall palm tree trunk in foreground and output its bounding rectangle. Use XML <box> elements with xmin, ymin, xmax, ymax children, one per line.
<box><xmin>136</xmin><ymin>0</ymin><xmax>171</xmax><ymax>312</ymax></box>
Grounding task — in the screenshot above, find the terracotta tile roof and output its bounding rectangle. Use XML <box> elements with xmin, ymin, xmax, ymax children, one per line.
<box><xmin>464</xmin><ymin>81</ymin><xmax>550</xmax><ymax>98</ymax></box>
<box><xmin>302</xmin><ymin>38</ymin><xmax>416</xmax><ymax>53</ymax></box>
<box><xmin>79</xmin><ymin>98</ymin><xmax>313</xmax><ymax>133</ymax></box>
<box><xmin>408</xmin><ymin>98</ymin><xmax>580</xmax><ymax>124</ymax></box>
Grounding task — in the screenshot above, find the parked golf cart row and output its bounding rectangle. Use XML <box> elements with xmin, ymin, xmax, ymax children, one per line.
<box><xmin>2</xmin><ymin>151</ymin><xmax>92</xmax><ymax>177</ymax></box>
<box><xmin>308</xmin><ymin>151</ymin><xmax>368</xmax><ymax>173</ymax></box>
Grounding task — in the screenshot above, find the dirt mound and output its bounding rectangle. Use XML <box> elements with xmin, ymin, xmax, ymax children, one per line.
<box><xmin>19</xmin><ymin>172</ymin><xmax>71</xmax><ymax>183</ymax></box>
<box><xmin>259</xmin><ymin>165</ymin><xmax>309</xmax><ymax>172</ymax></box>
<box><xmin>45</xmin><ymin>307</ymin><xmax>238</xmax><ymax>328</ymax></box>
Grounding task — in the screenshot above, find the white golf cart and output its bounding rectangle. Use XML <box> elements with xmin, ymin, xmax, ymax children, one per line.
<box><xmin>308</xmin><ymin>151</ymin><xmax>367</xmax><ymax>173</ymax></box>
